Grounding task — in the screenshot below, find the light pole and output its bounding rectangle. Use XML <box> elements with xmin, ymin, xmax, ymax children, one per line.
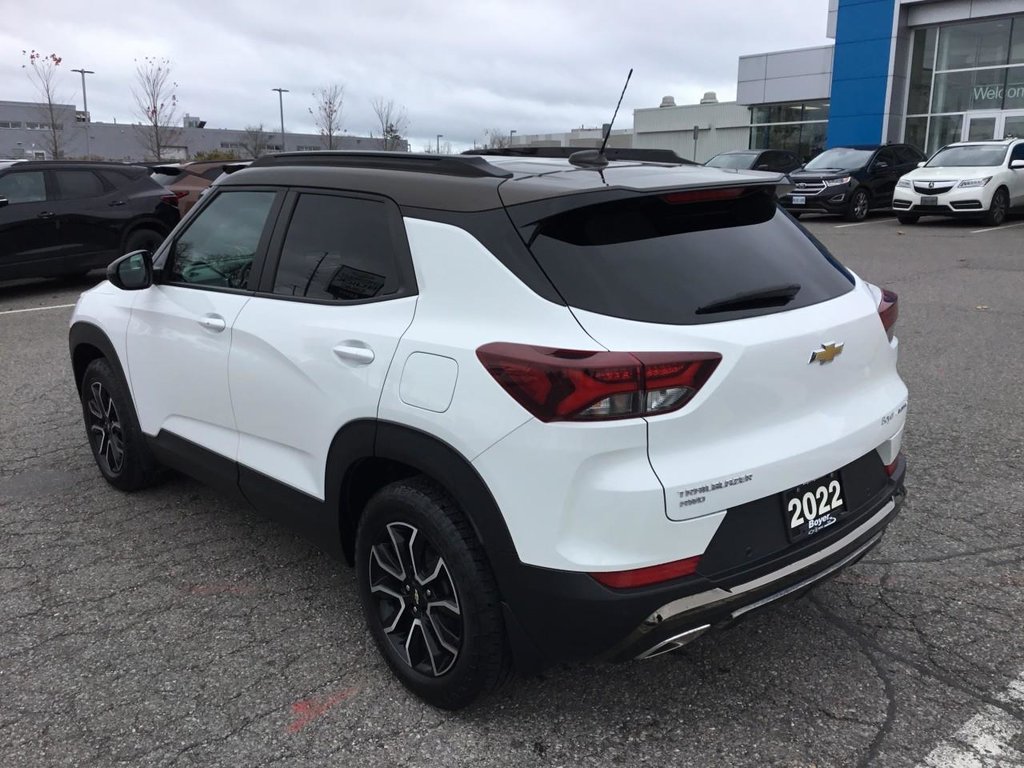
<box><xmin>509</xmin><ymin>129</ymin><xmax>516</xmax><ymax>145</ymax></box>
<box><xmin>272</xmin><ymin>88</ymin><xmax>289</xmax><ymax>152</ymax></box>
<box><xmin>436</xmin><ymin>134</ymin><xmax>443</xmax><ymax>154</ymax></box>
<box><xmin>71</xmin><ymin>68</ymin><xmax>94</xmax><ymax>158</ymax></box>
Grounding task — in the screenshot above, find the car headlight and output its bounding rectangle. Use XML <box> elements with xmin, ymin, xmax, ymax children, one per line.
<box><xmin>896</xmin><ymin>178</ymin><xmax>911</xmax><ymax>188</ymax></box>
<box><xmin>957</xmin><ymin>177</ymin><xmax>992</xmax><ymax>188</ymax></box>
<box><xmin>824</xmin><ymin>176</ymin><xmax>852</xmax><ymax>187</ymax></box>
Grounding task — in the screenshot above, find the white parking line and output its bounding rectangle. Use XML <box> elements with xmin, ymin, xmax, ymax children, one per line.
<box><xmin>971</xmin><ymin>221</ymin><xmax>1024</xmax><ymax>235</ymax></box>
<box><xmin>0</xmin><ymin>303</ymin><xmax>76</xmax><ymax>316</ymax></box>
<box><xmin>834</xmin><ymin>220</ymin><xmax>890</xmax><ymax>229</ymax></box>
<box><xmin>916</xmin><ymin>669</ymin><xmax>1024</xmax><ymax>768</ymax></box>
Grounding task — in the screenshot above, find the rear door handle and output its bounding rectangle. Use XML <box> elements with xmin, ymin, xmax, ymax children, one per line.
<box><xmin>109</xmin><ymin>200</ymin><xmax>126</xmax><ymax>207</ymax></box>
<box><xmin>333</xmin><ymin>342</ymin><xmax>375</xmax><ymax>364</ymax></box>
<box><xmin>198</xmin><ymin>314</ymin><xmax>226</xmax><ymax>332</ymax></box>
<box><xmin>37</xmin><ymin>211</ymin><xmax>54</xmax><ymax>219</ymax></box>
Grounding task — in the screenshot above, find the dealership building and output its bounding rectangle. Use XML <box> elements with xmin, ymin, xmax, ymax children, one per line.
<box><xmin>518</xmin><ymin>0</ymin><xmax>1024</xmax><ymax>162</ymax></box>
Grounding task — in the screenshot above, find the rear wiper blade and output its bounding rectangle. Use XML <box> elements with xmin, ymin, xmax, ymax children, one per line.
<box><xmin>696</xmin><ymin>283</ymin><xmax>801</xmax><ymax>315</ymax></box>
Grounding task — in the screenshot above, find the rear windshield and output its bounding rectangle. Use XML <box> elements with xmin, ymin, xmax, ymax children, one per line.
<box><xmin>927</xmin><ymin>145</ymin><xmax>1007</xmax><ymax>167</ymax></box>
<box><xmin>519</xmin><ymin>188</ymin><xmax>854</xmax><ymax>325</ymax></box>
<box><xmin>705</xmin><ymin>153</ymin><xmax>756</xmax><ymax>170</ymax></box>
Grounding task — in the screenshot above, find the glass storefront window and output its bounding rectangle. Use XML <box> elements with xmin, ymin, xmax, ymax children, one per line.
<box><xmin>749</xmin><ymin>122</ymin><xmax>827</xmax><ymax>161</ymax></box>
<box><xmin>932</xmin><ymin>68</ymin><xmax>1009</xmax><ymax>112</ymax></box>
<box><xmin>904</xmin><ymin>117</ymin><xmax>928</xmax><ymax>154</ymax></box>
<box><xmin>928</xmin><ymin>114</ymin><xmax>963</xmax><ymax>155</ymax></box>
<box><xmin>1013</xmin><ymin>18</ymin><xmax>1024</xmax><ymax>64</ymax></box>
<box><xmin>908</xmin><ymin>28</ymin><xmax>937</xmax><ymax>114</ymax></box>
<box><xmin>1005</xmin><ymin>66</ymin><xmax>1024</xmax><ymax>109</ymax></box>
<box><xmin>936</xmin><ymin>18</ymin><xmax>1013</xmax><ymax>70</ymax></box>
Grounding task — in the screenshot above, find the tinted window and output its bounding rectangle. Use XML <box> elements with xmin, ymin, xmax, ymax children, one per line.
<box><xmin>927</xmin><ymin>145</ymin><xmax>1009</xmax><ymax>167</ymax></box>
<box><xmin>272</xmin><ymin>194</ymin><xmax>399</xmax><ymax>301</ymax></box>
<box><xmin>167</xmin><ymin>191</ymin><xmax>276</xmax><ymax>289</ymax></box>
<box><xmin>520</xmin><ymin>189</ymin><xmax>853</xmax><ymax>326</ymax></box>
<box><xmin>705</xmin><ymin>153</ymin><xmax>756</xmax><ymax>170</ymax></box>
<box><xmin>1011</xmin><ymin>143</ymin><xmax>1024</xmax><ymax>162</ymax></box>
<box><xmin>804</xmin><ymin>148</ymin><xmax>874</xmax><ymax>171</ymax></box>
<box><xmin>894</xmin><ymin>146</ymin><xmax>923</xmax><ymax>165</ymax></box>
<box><xmin>874</xmin><ymin>149</ymin><xmax>897</xmax><ymax>167</ymax></box>
<box><xmin>55</xmin><ymin>170</ymin><xmax>105</xmax><ymax>200</ymax></box>
<box><xmin>0</xmin><ymin>171</ymin><xmax>45</xmax><ymax>203</ymax></box>
<box><xmin>199</xmin><ymin>166</ymin><xmax>226</xmax><ymax>181</ymax></box>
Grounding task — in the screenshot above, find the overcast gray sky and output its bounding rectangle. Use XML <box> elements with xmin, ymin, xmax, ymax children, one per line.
<box><xmin>2</xmin><ymin>0</ymin><xmax>831</xmax><ymax>151</ymax></box>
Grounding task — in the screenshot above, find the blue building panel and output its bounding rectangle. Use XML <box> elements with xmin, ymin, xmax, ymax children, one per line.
<box><xmin>828</xmin><ymin>0</ymin><xmax>896</xmax><ymax>146</ymax></box>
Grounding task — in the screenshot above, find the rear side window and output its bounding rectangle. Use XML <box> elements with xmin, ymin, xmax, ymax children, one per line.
<box><xmin>271</xmin><ymin>193</ymin><xmax>400</xmax><ymax>301</ymax></box>
<box><xmin>519</xmin><ymin>189</ymin><xmax>854</xmax><ymax>325</ymax></box>
<box><xmin>54</xmin><ymin>170</ymin><xmax>105</xmax><ymax>200</ymax></box>
<box><xmin>0</xmin><ymin>171</ymin><xmax>45</xmax><ymax>203</ymax></box>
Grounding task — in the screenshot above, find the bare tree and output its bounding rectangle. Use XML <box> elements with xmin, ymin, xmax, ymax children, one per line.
<box><xmin>422</xmin><ymin>140</ymin><xmax>453</xmax><ymax>155</ymax></box>
<box><xmin>21</xmin><ymin>50</ymin><xmax>66</xmax><ymax>159</ymax></box>
<box><xmin>133</xmin><ymin>57</ymin><xmax>180</xmax><ymax>160</ymax></box>
<box><xmin>240</xmin><ymin>124</ymin><xmax>272</xmax><ymax>158</ymax></box>
<box><xmin>310</xmin><ymin>84</ymin><xmax>345</xmax><ymax>149</ymax></box>
<box><xmin>370</xmin><ymin>97</ymin><xmax>409</xmax><ymax>151</ymax></box>
<box><xmin>483</xmin><ymin>129</ymin><xmax>511</xmax><ymax>150</ymax></box>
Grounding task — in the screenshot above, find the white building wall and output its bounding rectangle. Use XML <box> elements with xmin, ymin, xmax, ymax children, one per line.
<box><xmin>633</xmin><ymin>101</ymin><xmax>751</xmax><ymax>162</ymax></box>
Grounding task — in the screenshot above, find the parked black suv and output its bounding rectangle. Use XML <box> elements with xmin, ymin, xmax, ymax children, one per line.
<box><xmin>705</xmin><ymin>149</ymin><xmax>802</xmax><ymax>174</ymax></box>
<box><xmin>0</xmin><ymin>160</ymin><xmax>180</xmax><ymax>281</ymax></box>
<box><xmin>781</xmin><ymin>144</ymin><xmax>925</xmax><ymax>221</ymax></box>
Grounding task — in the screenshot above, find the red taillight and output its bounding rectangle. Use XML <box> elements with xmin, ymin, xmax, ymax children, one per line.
<box><xmin>590</xmin><ymin>555</ymin><xmax>701</xmax><ymax>589</ymax></box>
<box><xmin>661</xmin><ymin>187</ymin><xmax>745</xmax><ymax>204</ymax></box>
<box><xmin>476</xmin><ymin>343</ymin><xmax>721</xmax><ymax>422</ymax></box>
<box><xmin>161</xmin><ymin>191</ymin><xmax>186</xmax><ymax>206</ymax></box>
<box><xmin>878</xmin><ymin>289</ymin><xmax>898</xmax><ymax>341</ymax></box>
<box><xmin>884</xmin><ymin>452</ymin><xmax>903</xmax><ymax>476</ymax></box>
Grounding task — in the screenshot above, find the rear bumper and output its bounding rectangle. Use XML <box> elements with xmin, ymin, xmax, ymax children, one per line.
<box><xmin>499</xmin><ymin>457</ymin><xmax>905</xmax><ymax>670</ymax></box>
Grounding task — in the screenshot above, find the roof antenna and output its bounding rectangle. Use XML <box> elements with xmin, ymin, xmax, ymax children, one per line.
<box><xmin>569</xmin><ymin>68</ymin><xmax>633</xmax><ymax>170</ymax></box>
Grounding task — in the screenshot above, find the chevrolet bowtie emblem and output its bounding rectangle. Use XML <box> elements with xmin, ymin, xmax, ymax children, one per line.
<box><xmin>809</xmin><ymin>342</ymin><xmax>844</xmax><ymax>364</ymax></box>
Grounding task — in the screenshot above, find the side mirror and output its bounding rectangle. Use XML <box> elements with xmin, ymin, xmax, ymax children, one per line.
<box><xmin>0</xmin><ymin>197</ymin><xmax>8</xmax><ymax>208</ymax></box>
<box><xmin>107</xmin><ymin>250</ymin><xmax>153</xmax><ymax>291</ymax></box>
<box><xmin>1011</xmin><ymin>159</ymin><xmax>1024</xmax><ymax>170</ymax></box>
<box><xmin>755</xmin><ymin>163</ymin><xmax>771</xmax><ymax>171</ymax></box>
<box><xmin>917</xmin><ymin>161</ymin><xmax>926</xmax><ymax>168</ymax></box>
<box><xmin>874</xmin><ymin>161</ymin><xmax>889</xmax><ymax>170</ymax></box>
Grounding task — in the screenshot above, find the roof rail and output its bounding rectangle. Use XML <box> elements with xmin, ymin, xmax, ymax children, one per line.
<box><xmin>461</xmin><ymin>146</ymin><xmax>698</xmax><ymax>165</ymax></box>
<box><xmin>250</xmin><ymin>151</ymin><xmax>512</xmax><ymax>178</ymax></box>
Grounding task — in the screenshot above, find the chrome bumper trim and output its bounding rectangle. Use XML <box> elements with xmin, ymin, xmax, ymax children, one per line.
<box><xmin>646</xmin><ymin>498</ymin><xmax>896</xmax><ymax>625</ymax></box>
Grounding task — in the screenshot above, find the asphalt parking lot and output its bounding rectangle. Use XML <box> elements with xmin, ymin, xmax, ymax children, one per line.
<box><xmin>2</xmin><ymin>213</ymin><xmax>1023</xmax><ymax>767</ymax></box>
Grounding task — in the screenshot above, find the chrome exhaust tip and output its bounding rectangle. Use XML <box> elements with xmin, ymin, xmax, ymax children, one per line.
<box><xmin>635</xmin><ymin>624</ymin><xmax>710</xmax><ymax>660</ymax></box>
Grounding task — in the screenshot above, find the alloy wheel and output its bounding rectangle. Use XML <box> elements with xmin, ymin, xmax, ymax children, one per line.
<box><xmin>368</xmin><ymin>522</ymin><xmax>463</xmax><ymax>677</ymax></box>
<box><xmin>853</xmin><ymin>191</ymin><xmax>869</xmax><ymax>220</ymax></box>
<box><xmin>86</xmin><ymin>381</ymin><xmax>125</xmax><ymax>475</ymax></box>
<box><xmin>991</xmin><ymin>190</ymin><xmax>1007</xmax><ymax>225</ymax></box>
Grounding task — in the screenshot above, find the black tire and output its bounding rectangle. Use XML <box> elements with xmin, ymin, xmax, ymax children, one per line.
<box><xmin>844</xmin><ymin>188</ymin><xmax>870</xmax><ymax>222</ymax></box>
<box><xmin>80</xmin><ymin>358</ymin><xmax>160</xmax><ymax>492</ymax></box>
<box><xmin>123</xmin><ymin>228</ymin><xmax>164</xmax><ymax>254</ymax></box>
<box><xmin>897</xmin><ymin>214</ymin><xmax>919</xmax><ymax>225</ymax></box>
<box><xmin>982</xmin><ymin>187</ymin><xmax>1009</xmax><ymax>227</ymax></box>
<box><xmin>355</xmin><ymin>477</ymin><xmax>510</xmax><ymax>710</ymax></box>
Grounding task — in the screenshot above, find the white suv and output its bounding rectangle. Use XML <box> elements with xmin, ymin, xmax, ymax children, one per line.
<box><xmin>69</xmin><ymin>150</ymin><xmax>908</xmax><ymax>709</ymax></box>
<box><xmin>893</xmin><ymin>138</ymin><xmax>1024</xmax><ymax>226</ymax></box>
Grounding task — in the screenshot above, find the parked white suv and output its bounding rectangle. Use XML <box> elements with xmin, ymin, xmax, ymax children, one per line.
<box><xmin>69</xmin><ymin>150</ymin><xmax>908</xmax><ymax>709</ymax></box>
<box><xmin>893</xmin><ymin>138</ymin><xmax>1024</xmax><ymax>226</ymax></box>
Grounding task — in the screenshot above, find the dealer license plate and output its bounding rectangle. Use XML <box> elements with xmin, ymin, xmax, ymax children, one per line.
<box><xmin>783</xmin><ymin>473</ymin><xmax>846</xmax><ymax>542</ymax></box>
<box><xmin>792</xmin><ymin>195</ymin><xmax>806</xmax><ymax>205</ymax></box>
<box><xmin>921</xmin><ymin>195</ymin><xmax>938</xmax><ymax>206</ymax></box>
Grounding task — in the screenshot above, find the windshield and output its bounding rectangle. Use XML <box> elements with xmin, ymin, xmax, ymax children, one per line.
<box><xmin>927</xmin><ymin>145</ymin><xmax>1008</xmax><ymax>167</ymax></box>
<box><xmin>706</xmin><ymin>153</ymin><xmax>756</xmax><ymax>170</ymax></box>
<box><xmin>804</xmin><ymin>148</ymin><xmax>873</xmax><ymax>171</ymax></box>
